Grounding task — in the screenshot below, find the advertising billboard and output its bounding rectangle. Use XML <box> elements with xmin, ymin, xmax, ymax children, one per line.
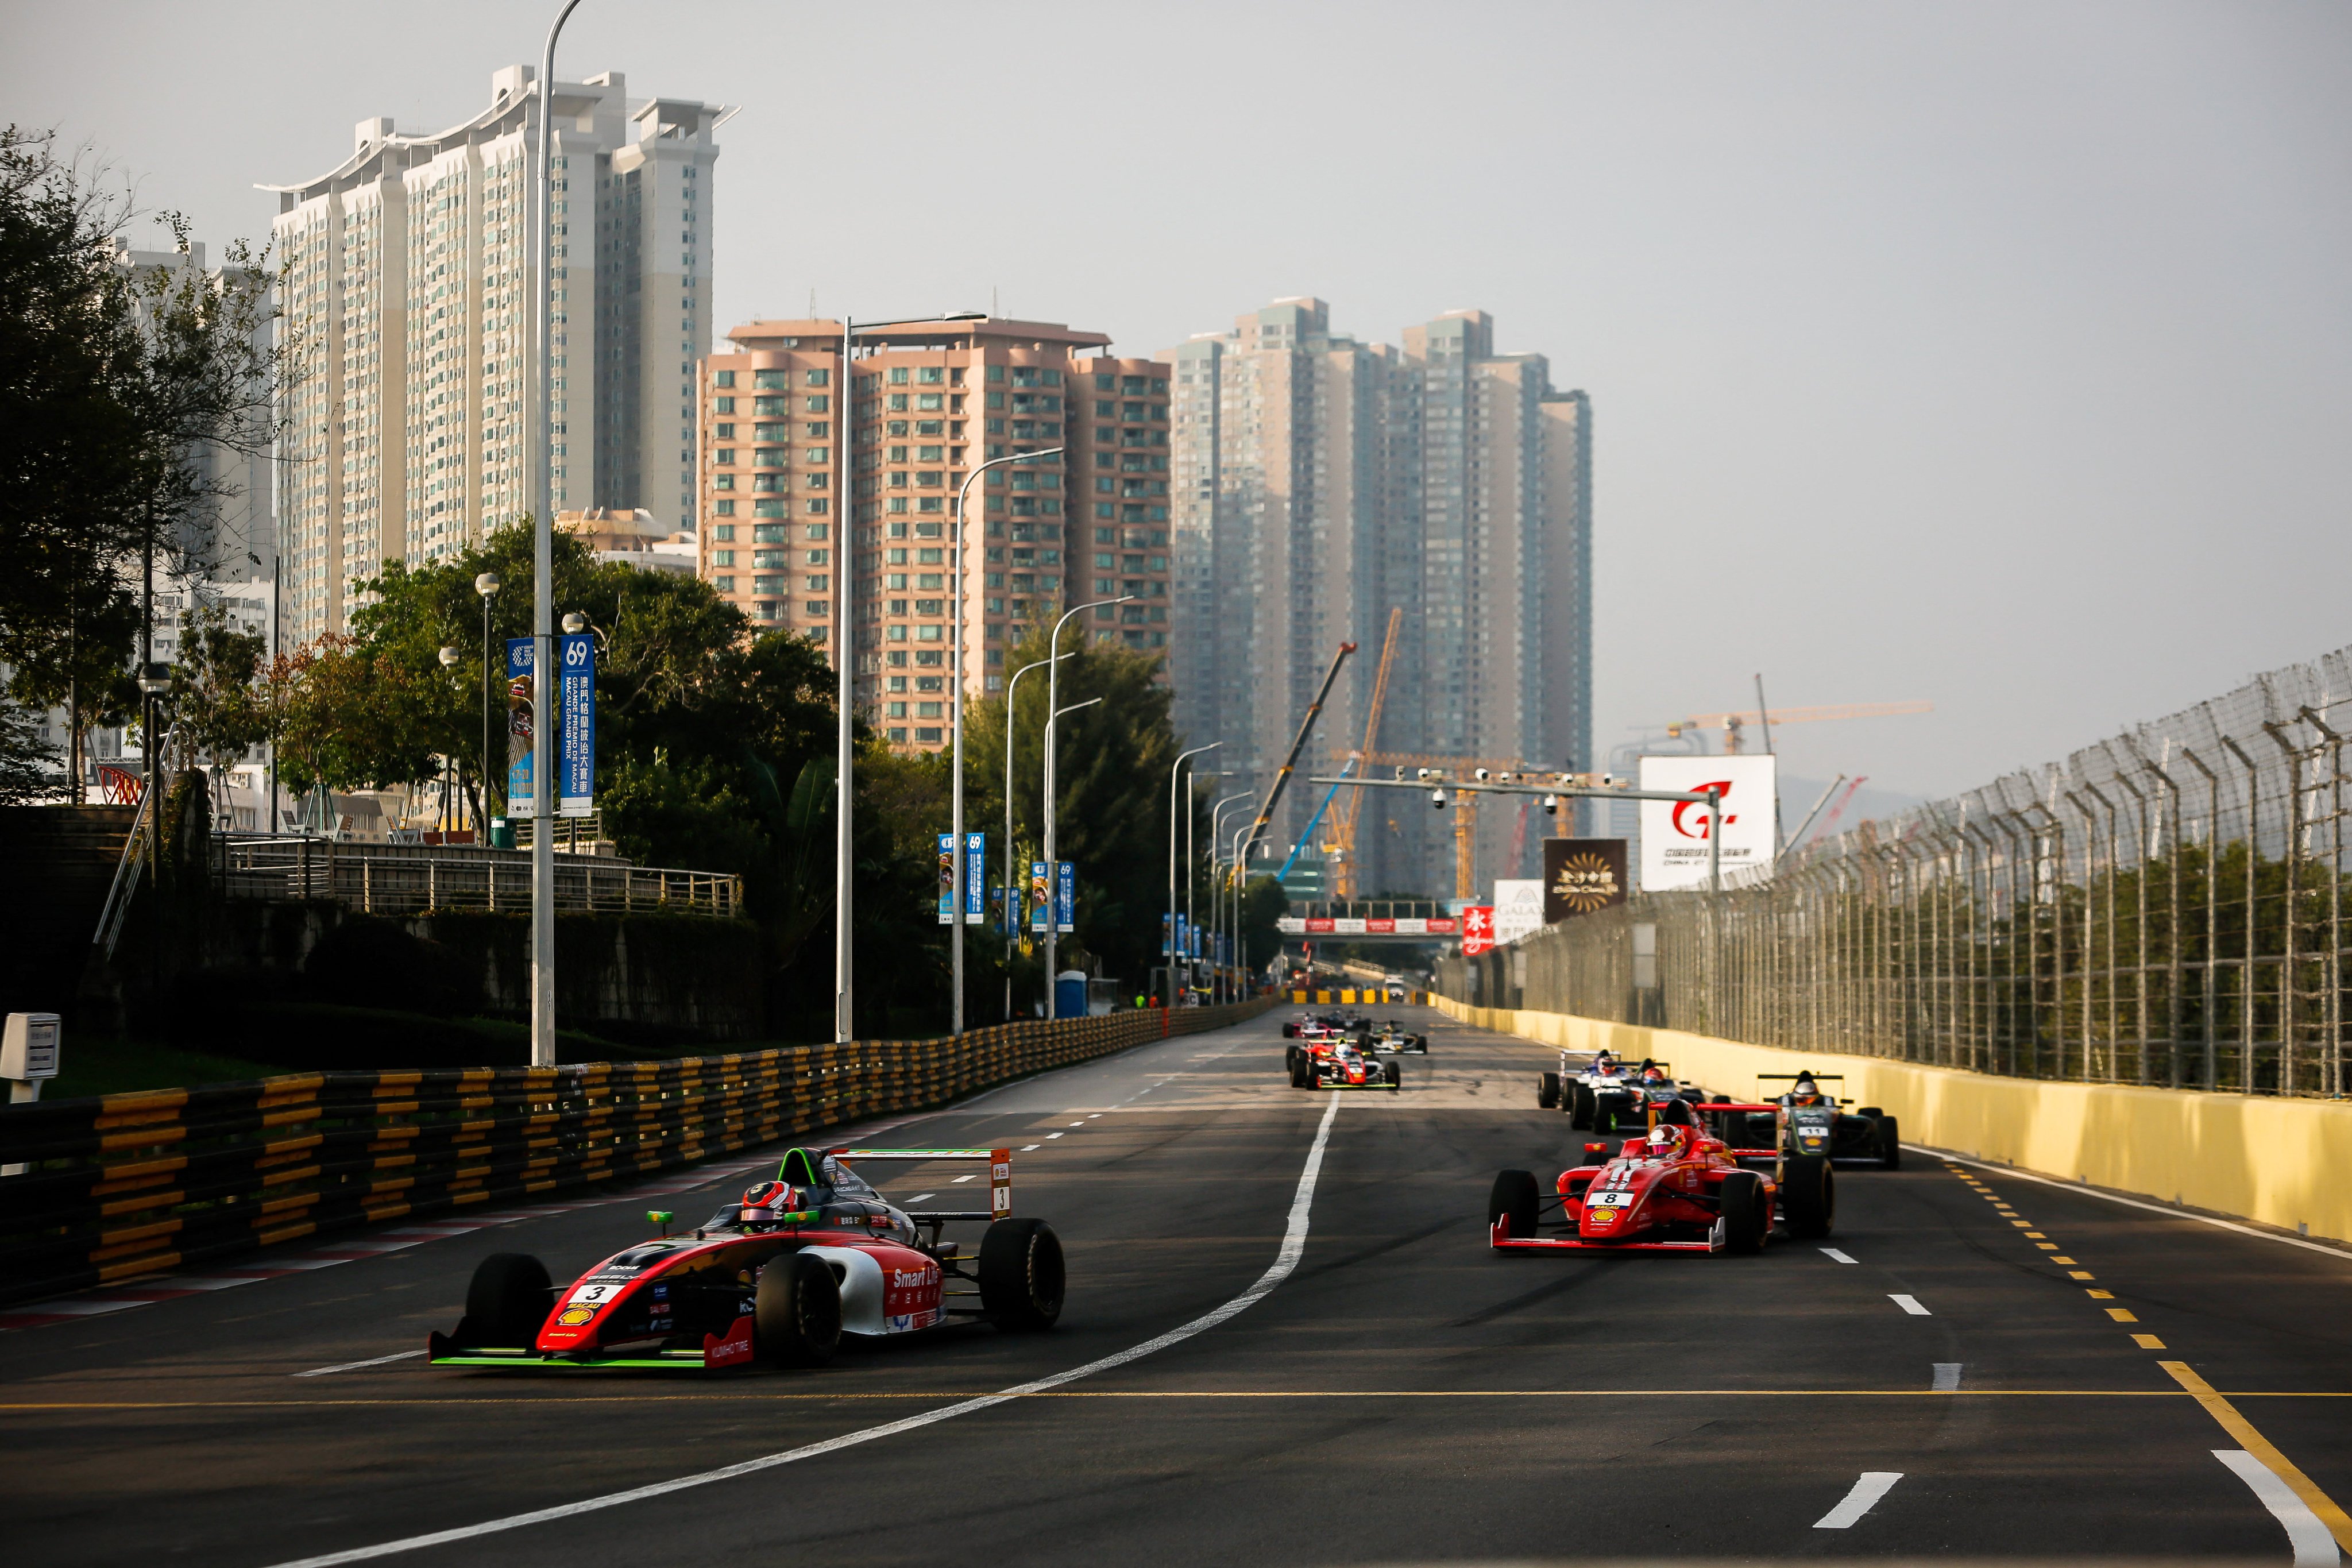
<box><xmin>1492</xmin><ymin>879</ymin><xmax>1546</xmax><ymax>945</ymax></box>
<box><xmin>1636</xmin><ymin>755</ymin><xmax>1777</xmax><ymax>891</ymax></box>
<box><xmin>1459</xmin><ymin>905</ymin><xmax>1497</xmax><ymax>956</ymax></box>
<box><xmin>1543</xmin><ymin>838</ymin><xmax>1630</xmax><ymax>922</ymax></box>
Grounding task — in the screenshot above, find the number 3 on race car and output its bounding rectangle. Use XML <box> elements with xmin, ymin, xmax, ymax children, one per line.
<box><xmin>566</xmin><ymin>1281</ymin><xmax>624</xmax><ymax>1306</ymax></box>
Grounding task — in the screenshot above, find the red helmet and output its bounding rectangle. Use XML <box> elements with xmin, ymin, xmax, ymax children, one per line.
<box><xmin>741</xmin><ymin>1179</ymin><xmax>797</xmax><ymax>1224</ymax></box>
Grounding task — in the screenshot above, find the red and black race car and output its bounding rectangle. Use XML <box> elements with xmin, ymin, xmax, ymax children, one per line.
<box><xmin>1293</xmin><ymin>1038</ymin><xmax>1401</xmax><ymax>1091</ymax></box>
<box><xmin>427</xmin><ymin>1145</ymin><xmax>1062</xmax><ymax>1371</ymax></box>
<box><xmin>1487</xmin><ymin>1101</ymin><xmax>1833</xmax><ymax>1254</ymax></box>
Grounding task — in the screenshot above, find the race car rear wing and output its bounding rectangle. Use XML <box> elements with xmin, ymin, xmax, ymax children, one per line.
<box><xmin>828</xmin><ymin>1146</ymin><xmax>1012</xmax><ymax>1223</ymax></box>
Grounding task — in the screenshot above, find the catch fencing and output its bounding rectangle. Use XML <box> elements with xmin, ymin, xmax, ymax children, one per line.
<box><xmin>1447</xmin><ymin>645</ymin><xmax>2352</xmax><ymax>1100</ymax></box>
<box><xmin>0</xmin><ymin>999</ymin><xmax>1272</xmax><ymax>1307</ymax></box>
<box><xmin>214</xmin><ymin>833</ymin><xmax>742</xmax><ymax>918</ymax></box>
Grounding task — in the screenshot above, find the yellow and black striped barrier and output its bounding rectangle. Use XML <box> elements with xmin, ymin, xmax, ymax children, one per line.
<box><xmin>1289</xmin><ymin>988</ymin><xmax>1431</xmax><ymax>1007</ymax></box>
<box><xmin>0</xmin><ymin>999</ymin><xmax>1272</xmax><ymax>1307</ymax></box>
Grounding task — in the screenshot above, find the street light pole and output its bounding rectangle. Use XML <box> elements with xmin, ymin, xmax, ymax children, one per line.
<box><xmin>528</xmin><ymin>0</ymin><xmax>584</xmax><ymax>1069</ymax></box>
<box><xmin>1002</xmin><ymin>647</ymin><xmax>1069</xmax><ymax>1021</ymax></box>
<box><xmin>1208</xmin><ymin>792</ymin><xmax>1253</xmax><ymax>1005</ymax></box>
<box><xmin>1230</xmin><ymin>820</ymin><xmax>1256</xmax><ymax>1003</ymax></box>
<box><xmin>474</xmin><ymin>571</ymin><xmax>500</xmax><ymax>831</ymax></box>
<box><xmin>832</xmin><ymin>311</ymin><xmax>986</xmax><ymax>1046</ymax></box>
<box><xmin>1041</xmin><ymin>594</ymin><xmax>1134</xmax><ymax>1019</ymax></box>
<box><xmin>1167</xmin><ymin>742</ymin><xmax>1221</xmax><ymax>1007</ymax></box>
<box><xmin>949</xmin><ymin>446</ymin><xmax>1061</xmax><ymax>1038</ymax></box>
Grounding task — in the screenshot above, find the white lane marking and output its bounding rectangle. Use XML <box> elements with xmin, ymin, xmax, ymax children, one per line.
<box><xmin>1933</xmin><ymin>1362</ymin><xmax>1961</xmax><ymax>1391</ymax></box>
<box><xmin>1814</xmin><ymin>1472</ymin><xmax>1904</xmax><ymax>1529</ymax></box>
<box><xmin>1820</xmin><ymin>1248</ymin><xmax>1857</xmax><ymax>1264</ymax></box>
<box><xmin>1068</xmin><ymin>1121</ymin><xmax>1086</xmax><ymax>1127</ymax></box>
<box><xmin>292</xmin><ymin>1348</ymin><xmax>429</xmax><ymax>1378</ymax></box>
<box><xmin>1890</xmin><ymin>1294</ymin><xmax>1931</xmax><ymax>1315</ymax></box>
<box><xmin>1928</xmin><ymin>1148</ymin><xmax>2352</xmax><ymax>1265</ymax></box>
<box><xmin>1020</xmin><ymin>1145</ymin><xmax>1041</xmax><ymax>1152</ymax></box>
<box><xmin>2214</xmin><ymin>1449</ymin><xmax>2342</xmax><ymax>1566</ymax></box>
<box><xmin>905</xmin><ymin>1195</ymin><xmax>933</xmax><ymax>1204</ymax></box>
<box><xmin>1087</xmin><ymin>1113</ymin><xmax>1103</xmax><ymax>1119</ymax></box>
<box><xmin>262</xmin><ymin>1090</ymin><xmax>1347</xmax><ymax>1568</ymax></box>
<box><xmin>149</xmin><ymin>1276</ymin><xmax>271</xmax><ymax>1291</ymax></box>
<box><xmin>14</xmin><ymin>1299</ymin><xmax>141</xmax><ymax>1317</ymax></box>
<box><xmin>951</xmin><ymin>1175</ymin><xmax>976</xmax><ymax>1184</ymax></box>
<box><xmin>1045</xmin><ymin>1133</ymin><xmax>1064</xmax><ymax>1140</ymax></box>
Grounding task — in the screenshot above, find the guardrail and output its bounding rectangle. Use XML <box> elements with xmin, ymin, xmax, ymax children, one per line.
<box><xmin>0</xmin><ymin>999</ymin><xmax>1273</xmax><ymax>1306</ymax></box>
<box><xmin>214</xmin><ymin>834</ymin><xmax>741</xmax><ymax>918</ymax></box>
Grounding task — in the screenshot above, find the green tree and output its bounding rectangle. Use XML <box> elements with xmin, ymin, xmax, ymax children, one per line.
<box><xmin>171</xmin><ymin>601</ymin><xmax>267</xmax><ymax>771</ymax></box>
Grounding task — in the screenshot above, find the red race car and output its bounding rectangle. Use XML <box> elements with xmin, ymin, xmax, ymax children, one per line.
<box><xmin>427</xmin><ymin>1145</ymin><xmax>1063</xmax><ymax>1372</ymax></box>
<box><xmin>1487</xmin><ymin>1101</ymin><xmax>1832</xmax><ymax>1254</ymax></box>
<box><xmin>1293</xmin><ymin>1038</ymin><xmax>1400</xmax><ymax>1091</ymax></box>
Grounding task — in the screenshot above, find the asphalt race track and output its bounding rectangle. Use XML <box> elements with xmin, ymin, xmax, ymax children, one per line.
<box><xmin>8</xmin><ymin>1006</ymin><xmax>2351</xmax><ymax>1567</ymax></box>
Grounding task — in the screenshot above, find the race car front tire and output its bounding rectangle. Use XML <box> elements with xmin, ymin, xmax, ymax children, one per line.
<box><xmin>1537</xmin><ymin>1071</ymin><xmax>1560</xmax><ymax>1109</ymax></box>
<box><xmin>1285</xmin><ymin>1044</ymin><xmax>1301</xmax><ymax>1075</ymax></box>
<box><xmin>1781</xmin><ymin>1155</ymin><xmax>1835</xmax><ymax>1238</ymax></box>
<box><xmin>756</xmin><ymin>1250</ymin><xmax>841</xmax><ymax>1367</ymax></box>
<box><xmin>1717</xmin><ymin>1171</ymin><xmax>1767</xmax><ymax>1254</ymax></box>
<box><xmin>459</xmin><ymin>1253</ymin><xmax>553</xmax><ymax>1348</ymax></box>
<box><xmin>1385</xmin><ymin>1061</ymin><xmax>1402</xmax><ymax>1090</ymax></box>
<box><xmin>980</xmin><ymin>1218</ymin><xmax>1065</xmax><ymax>1331</ymax></box>
<box><xmin>1875</xmin><ymin>1114</ymin><xmax>1902</xmax><ymax>1169</ymax></box>
<box><xmin>1489</xmin><ymin>1169</ymin><xmax>1540</xmax><ymax>1241</ymax></box>
<box><xmin>1570</xmin><ymin>1083</ymin><xmax>1595</xmax><ymax>1129</ymax></box>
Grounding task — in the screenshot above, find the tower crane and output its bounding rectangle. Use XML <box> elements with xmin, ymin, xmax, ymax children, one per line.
<box><xmin>1659</xmin><ymin>700</ymin><xmax>1932</xmax><ymax>754</ymax></box>
<box><xmin>1327</xmin><ymin>608</ymin><xmax>1403</xmax><ymax>900</ymax></box>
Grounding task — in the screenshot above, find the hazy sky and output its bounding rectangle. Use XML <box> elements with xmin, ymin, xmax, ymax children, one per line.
<box><xmin>9</xmin><ymin>1</ymin><xmax>2347</xmax><ymax>800</ymax></box>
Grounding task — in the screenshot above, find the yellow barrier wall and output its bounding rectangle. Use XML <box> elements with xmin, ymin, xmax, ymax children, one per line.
<box><xmin>1431</xmin><ymin>995</ymin><xmax>2352</xmax><ymax>1248</ymax></box>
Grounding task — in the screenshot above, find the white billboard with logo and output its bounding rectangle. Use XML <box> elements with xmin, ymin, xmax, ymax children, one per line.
<box><xmin>1491</xmin><ymin>879</ymin><xmax>1546</xmax><ymax>945</ymax></box>
<box><xmin>1636</xmin><ymin>754</ymin><xmax>1777</xmax><ymax>891</ymax></box>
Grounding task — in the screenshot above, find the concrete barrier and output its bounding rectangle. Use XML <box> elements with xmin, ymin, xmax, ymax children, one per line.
<box><xmin>1432</xmin><ymin>995</ymin><xmax>2352</xmax><ymax>1249</ymax></box>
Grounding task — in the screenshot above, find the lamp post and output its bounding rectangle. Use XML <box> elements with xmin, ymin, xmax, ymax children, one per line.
<box><xmin>1208</xmin><ymin>792</ymin><xmax>1253</xmax><ymax>1005</ymax></box>
<box><xmin>949</xmin><ymin>446</ymin><xmax>1061</xmax><ymax>1037</ymax></box>
<box><xmin>831</xmin><ymin>312</ymin><xmax>987</xmax><ymax>1048</ymax></box>
<box><xmin>1040</xmin><ymin>594</ymin><xmax>1133</xmax><ymax>1019</ymax></box>
<box><xmin>1041</xmin><ymin>694</ymin><xmax>1101</xmax><ymax>1018</ymax></box>
<box><xmin>1230</xmin><ymin>819</ymin><xmax>1258</xmax><ymax>1003</ymax></box>
<box><xmin>438</xmin><ymin>646</ymin><xmax>462</xmax><ymax>831</ymax></box>
<box><xmin>1002</xmin><ymin>646</ymin><xmax>1070</xmax><ymax>1022</ymax></box>
<box><xmin>474</xmin><ymin>571</ymin><xmax>500</xmax><ymax>831</ymax></box>
<box><xmin>1167</xmin><ymin>742</ymin><xmax>1221</xmax><ymax>1007</ymax></box>
<box><xmin>526</xmin><ymin>0</ymin><xmax>585</xmax><ymax>1069</ymax></box>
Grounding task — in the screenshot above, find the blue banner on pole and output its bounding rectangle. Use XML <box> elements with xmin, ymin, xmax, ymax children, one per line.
<box><xmin>505</xmin><ymin>638</ymin><xmax>537</xmax><ymax>817</ymax></box>
<box><xmin>964</xmin><ymin>832</ymin><xmax>985</xmax><ymax>925</ymax></box>
<box><xmin>558</xmin><ymin>632</ymin><xmax>594</xmax><ymax>817</ymax></box>
<box><xmin>1056</xmin><ymin>861</ymin><xmax>1075</xmax><ymax>934</ymax></box>
<box><xmin>1029</xmin><ymin>862</ymin><xmax>1051</xmax><ymax>933</ymax></box>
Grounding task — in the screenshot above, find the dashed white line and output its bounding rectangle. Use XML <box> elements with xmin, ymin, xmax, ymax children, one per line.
<box><xmin>951</xmin><ymin>1175</ymin><xmax>976</xmax><ymax>1184</ymax></box>
<box><xmin>1045</xmin><ymin>1133</ymin><xmax>1064</xmax><ymax>1140</ymax></box>
<box><xmin>261</xmin><ymin>1091</ymin><xmax>1347</xmax><ymax>1568</ymax></box>
<box><xmin>2213</xmin><ymin>1450</ymin><xmax>2342</xmax><ymax>1566</ymax></box>
<box><xmin>905</xmin><ymin>1194</ymin><xmax>933</xmax><ymax>1204</ymax></box>
<box><xmin>1020</xmin><ymin>1145</ymin><xmax>1041</xmax><ymax>1152</ymax></box>
<box><xmin>1814</xmin><ymin>1472</ymin><xmax>1904</xmax><ymax>1529</ymax></box>
<box><xmin>292</xmin><ymin>1348</ymin><xmax>428</xmax><ymax>1378</ymax></box>
<box><xmin>1068</xmin><ymin>1121</ymin><xmax>1087</xmax><ymax>1127</ymax></box>
<box><xmin>1890</xmin><ymin>1294</ymin><xmax>1931</xmax><ymax>1315</ymax></box>
<box><xmin>1933</xmin><ymin>1362</ymin><xmax>1961</xmax><ymax>1391</ymax></box>
<box><xmin>1820</xmin><ymin>1248</ymin><xmax>1858</xmax><ymax>1264</ymax></box>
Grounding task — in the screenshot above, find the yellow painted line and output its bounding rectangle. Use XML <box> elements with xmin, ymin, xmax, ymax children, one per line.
<box><xmin>2164</xmin><ymin>1361</ymin><xmax>2352</xmax><ymax>1555</ymax></box>
<box><xmin>2133</xmin><ymin>1334</ymin><xmax>2168</xmax><ymax>1350</ymax></box>
<box><xmin>2052</xmin><ymin>1256</ymin><xmax>2079</xmax><ymax>1265</ymax></box>
<box><xmin>2107</xmin><ymin>1307</ymin><xmax>2139</xmax><ymax>1322</ymax></box>
<box><xmin>2086</xmin><ymin>1288</ymin><xmax>2115</xmax><ymax>1300</ymax></box>
<box><xmin>2010</xmin><ymin>1220</ymin><xmax>2034</xmax><ymax>1228</ymax></box>
<box><xmin>2036</xmin><ymin>1242</ymin><xmax>2060</xmax><ymax>1250</ymax></box>
<box><xmin>2068</xmin><ymin>1270</ymin><xmax>2096</xmax><ymax>1281</ymax></box>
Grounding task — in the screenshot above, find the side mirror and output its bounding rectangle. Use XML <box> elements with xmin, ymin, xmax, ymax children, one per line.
<box><xmin>647</xmin><ymin>1210</ymin><xmax>675</xmax><ymax>1236</ymax></box>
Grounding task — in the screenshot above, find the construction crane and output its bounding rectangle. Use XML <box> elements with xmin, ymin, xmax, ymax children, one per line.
<box><xmin>1327</xmin><ymin>608</ymin><xmax>1403</xmax><ymax>900</ymax></box>
<box><xmin>1238</xmin><ymin>640</ymin><xmax>1356</xmax><ymax>869</ymax></box>
<box><xmin>1659</xmin><ymin>700</ymin><xmax>1932</xmax><ymax>754</ymax></box>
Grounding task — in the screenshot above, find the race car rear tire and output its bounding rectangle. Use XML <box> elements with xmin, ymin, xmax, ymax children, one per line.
<box><xmin>1385</xmin><ymin>1061</ymin><xmax>1402</xmax><ymax>1089</ymax></box>
<box><xmin>1285</xmin><ymin>1044</ymin><xmax>1301</xmax><ymax>1074</ymax></box>
<box><xmin>756</xmin><ymin>1250</ymin><xmax>841</xmax><ymax>1367</ymax></box>
<box><xmin>1717</xmin><ymin>1171</ymin><xmax>1767</xmax><ymax>1255</ymax></box>
<box><xmin>1781</xmin><ymin>1155</ymin><xmax>1835</xmax><ymax>1238</ymax></box>
<box><xmin>1570</xmin><ymin>1083</ymin><xmax>1595</xmax><ymax>1129</ymax></box>
<box><xmin>1537</xmin><ymin>1071</ymin><xmax>1560</xmax><ymax>1110</ymax></box>
<box><xmin>1415</xmin><ymin>1035</ymin><xmax>1430</xmax><ymax>1053</ymax></box>
<box><xmin>1856</xmin><ymin>1106</ymin><xmax>1883</xmax><ymax>1120</ymax></box>
<box><xmin>1875</xmin><ymin>1114</ymin><xmax>1903</xmax><ymax>1170</ymax></box>
<box><xmin>980</xmin><ymin>1218</ymin><xmax>1065</xmax><ymax>1331</ymax></box>
<box><xmin>461</xmin><ymin>1253</ymin><xmax>553</xmax><ymax>1347</ymax></box>
<box><xmin>1488</xmin><ymin>1169</ymin><xmax>1540</xmax><ymax>1240</ymax></box>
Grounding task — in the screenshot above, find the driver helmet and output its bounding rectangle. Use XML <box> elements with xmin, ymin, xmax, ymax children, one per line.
<box><xmin>1642</xmin><ymin>1065</ymin><xmax>1666</xmax><ymax>1083</ymax></box>
<box><xmin>1645</xmin><ymin>1122</ymin><xmax>1689</xmax><ymax>1159</ymax></box>
<box><xmin>740</xmin><ymin>1178</ymin><xmax>796</xmax><ymax>1226</ymax></box>
<box><xmin>1791</xmin><ymin>1073</ymin><xmax>1820</xmax><ymax>1102</ymax></box>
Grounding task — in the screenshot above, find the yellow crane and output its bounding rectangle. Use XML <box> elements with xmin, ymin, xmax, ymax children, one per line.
<box><xmin>1327</xmin><ymin>608</ymin><xmax>1402</xmax><ymax>900</ymax></box>
<box><xmin>1664</xmin><ymin>700</ymin><xmax>1933</xmax><ymax>753</ymax></box>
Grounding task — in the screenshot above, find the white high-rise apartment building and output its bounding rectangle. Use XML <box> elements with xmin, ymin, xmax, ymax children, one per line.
<box><xmin>1164</xmin><ymin>300</ymin><xmax>1592</xmax><ymax>898</ymax></box>
<box><xmin>268</xmin><ymin>67</ymin><xmax>727</xmax><ymax>640</ymax></box>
